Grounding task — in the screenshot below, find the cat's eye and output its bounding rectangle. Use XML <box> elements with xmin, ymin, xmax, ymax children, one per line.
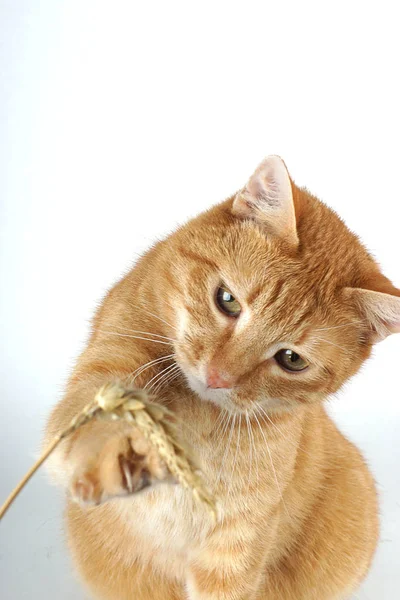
<box><xmin>274</xmin><ymin>349</ymin><xmax>309</xmax><ymax>372</ymax></box>
<box><xmin>215</xmin><ymin>285</ymin><xmax>241</xmax><ymax>317</ymax></box>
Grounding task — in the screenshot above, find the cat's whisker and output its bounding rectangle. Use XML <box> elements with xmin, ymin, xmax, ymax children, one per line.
<box><xmin>214</xmin><ymin>411</ymin><xmax>233</xmax><ymax>457</ymax></box>
<box><xmin>248</xmin><ymin>413</ymin><xmax>259</xmax><ymax>492</ymax></box>
<box><xmin>314</xmin><ymin>320</ymin><xmax>368</xmax><ymax>333</ymax></box>
<box><xmin>254</xmin><ymin>410</ymin><xmax>292</xmax><ymax>521</ymax></box>
<box><xmin>212</xmin><ymin>416</ymin><xmax>229</xmax><ymax>469</ymax></box>
<box><xmin>232</xmin><ymin>415</ymin><xmax>242</xmax><ymax>476</ymax></box>
<box><xmin>211</xmin><ymin>410</ymin><xmax>224</xmax><ymax>435</ymax></box>
<box><xmin>161</xmin><ymin>298</ymin><xmax>179</xmax><ymax>315</ymax></box>
<box><xmin>135</xmin><ymin>305</ymin><xmax>176</xmax><ymax>332</ymax></box>
<box><xmin>213</xmin><ymin>408</ymin><xmax>230</xmax><ymax>440</ymax></box>
<box><xmin>245</xmin><ymin>412</ymin><xmax>254</xmax><ymax>490</ymax></box>
<box><xmin>109</xmin><ymin>325</ymin><xmax>177</xmax><ymax>343</ymax></box>
<box><xmin>219</xmin><ymin>410</ymin><xmax>233</xmax><ymax>443</ymax></box>
<box><xmin>152</xmin><ymin>371</ymin><xmax>179</xmax><ymax>395</ymax></box>
<box><xmin>145</xmin><ymin>363</ymin><xmax>178</xmax><ymax>392</ymax></box>
<box><xmin>144</xmin><ymin>363</ymin><xmax>177</xmax><ymax>390</ymax></box>
<box><xmin>96</xmin><ymin>330</ymin><xmax>174</xmax><ymax>346</ymax></box>
<box><xmin>214</xmin><ymin>412</ymin><xmax>234</xmax><ymax>480</ymax></box>
<box><xmin>257</xmin><ymin>406</ymin><xmax>313</xmax><ymax>459</ymax></box>
<box><xmin>145</xmin><ymin>362</ymin><xmax>178</xmax><ymax>392</ymax></box>
<box><xmin>152</xmin><ymin>366</ymin><xmax>182</xmax><ymax>395</ymax></box>
<box><xmin>124</xmin><ymin>354</ymin><xmax>175</xmax><ymax>385</ymax></box>
<box><xmin>314</xmin><ymin>336</ymin><xmax>349</xmax><ymax>354</ymax></box>
<box><xmin>216</xmin><ymin>414</ymin><xmax>236</xmax><ymax>487</ymax></box>
<box><xmin>226</xmin><ymin>414</ymin><xmax>238</xmax><ymax>501</ymax></box>
<box><xmin>227</xmin><ymin>414</ymin><xmax>242</xmax><ymax>503</ymax></box>
<box><xmin>153</xmin><ymin>365</ymin><xmax>183</xmax><ymax>394</ymax></box>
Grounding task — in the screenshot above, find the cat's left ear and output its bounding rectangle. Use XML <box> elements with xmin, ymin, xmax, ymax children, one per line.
<box><xmin>344</xmin><ymin>287</ymin><xmax>400</xmax><ymax>342</ymax></box>
<box><xmin>232</xmin><ymin>155</ymin><xmax>299</xmax><ymax>248</ymax></box>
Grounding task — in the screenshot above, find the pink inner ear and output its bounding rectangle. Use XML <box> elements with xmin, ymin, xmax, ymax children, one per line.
<box><xmin>352</xmin><ymin>288</ymin><xmax>400</xmax><ymax>339</ymax></box>
<box><xmin>377</xmin><ymin>296</ymin><xmax>400</xmax><ymax>335</ymax></box>
<box><xmin>247</xmin><ymin>176</ymin><xmax>265</xmax><ymax>202</ymax></box>
<box><xmin>247</xmin><ymin>172</ymin><xmax>277</xmax><ymax>205</ymax></box>
<box><xmin>232</xmin><ymin>156</ymin><xmax>299</xmax><ymax>247</ymax></box>
<box><xmin>390</xmin><ymin>321</ymin><xmax>400</xmax><ymax>333</ymax></box>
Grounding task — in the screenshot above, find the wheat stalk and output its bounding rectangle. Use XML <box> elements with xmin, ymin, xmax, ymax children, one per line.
<box><xmin>0</xmin><ymin>383</ymin><xmax>216</xmax><ymax>521</ymax></box>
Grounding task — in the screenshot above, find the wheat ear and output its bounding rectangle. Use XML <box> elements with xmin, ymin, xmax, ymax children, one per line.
<box><xmin>0</xmin><ymin>383</ymin><xmax>216</xmax><ymax>521</ymax></box>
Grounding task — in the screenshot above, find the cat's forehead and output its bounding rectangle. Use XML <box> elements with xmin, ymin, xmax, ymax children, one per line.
<box><xmin>177</xmin><ymin>222</ymin><xmax>351</xmax><ymax>339</ymax></box>
<box><xmin>179</xmin><ymin>219</ymin><xmax>301</xmax><ymax>286</ymax></box>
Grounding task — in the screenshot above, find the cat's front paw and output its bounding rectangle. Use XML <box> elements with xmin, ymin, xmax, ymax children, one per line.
<box><xmin>70</xmin><ymin>426</ymin><xmax>172</xmax><ymax>505</ymax></box>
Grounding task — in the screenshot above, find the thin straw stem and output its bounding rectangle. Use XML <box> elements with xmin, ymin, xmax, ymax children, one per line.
<box><xmin>0</xmin><ymin>436</ymin><xmax>61</xmax><ymax>520</ymax></box>
<box><xmin>0</xmin><ymin>383</ymin><xmax>216</xmax><ymax>522</ymax></box>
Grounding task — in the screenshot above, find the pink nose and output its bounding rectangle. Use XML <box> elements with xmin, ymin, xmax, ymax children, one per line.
<box><xmin>206</xmin><ymin>366</ymin><xmax>234</xmax><ymax>389</ymax></box>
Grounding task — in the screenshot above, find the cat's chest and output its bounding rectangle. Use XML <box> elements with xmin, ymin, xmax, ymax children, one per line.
<box><xmin>115</xmin><ymin>423</ymin><xmax>266</xmax><ymax>558</ymax></box>
<box><xmin>119</xmin><ymin>484</ymin><xmax>211</xmax><ymax>550</ymax></box>
<box><xmin>119</xmin><ymin>445</ymin><xmax>251</xmax><ymax>544</ymax></box>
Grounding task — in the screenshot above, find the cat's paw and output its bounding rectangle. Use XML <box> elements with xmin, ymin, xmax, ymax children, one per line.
<box><xmin>70</xmin><ymin>427</ymin><xmax>172</xmax><ymax>505</ymax></box>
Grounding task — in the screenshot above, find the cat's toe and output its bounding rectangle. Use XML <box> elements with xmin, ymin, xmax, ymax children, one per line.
<box><xmin>119</xmin><ymin>450</ymin><xmax>152</xmax><ymax>494</ymax></box>
<box><xmin>69</xmin><ymin>431</ymin><xmax>174</xmax><ymax>507</ymax></box>
<box><xmin>71</xmin><ymin>472</ymin><xmax>103</xmax><ymax>505</ymax></box>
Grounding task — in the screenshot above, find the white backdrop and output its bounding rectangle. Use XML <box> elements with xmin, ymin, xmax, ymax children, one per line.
<box><xmin>0</xmin><ymin>2</ymin><xmax>399</xmax><ymax>599</ymax></box>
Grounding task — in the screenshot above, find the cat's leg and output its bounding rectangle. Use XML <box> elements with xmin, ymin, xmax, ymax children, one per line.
<box><xmin>46</xmin><ymin>371</ymin><xmax>181</xmax><ymax>599</ymax></box>
<box><xmin>66</xmin><ymin>502</ymin><xmax>184</xmax><ymax>600</ymax></box>
<box><xmin>185</xmin><ymin>517</ymin><xmax>274</xmax><ymax>600</ymax></box>
<box><xmin>68</xmin><ymin>418</ymin><xmax>173</xmax><ymax>505</ymax></box>
<box><xmin>261</xmin><ymin>444</ymin><xmax>379</xmax><ymax>600</ymax></box>
<box><xmin>186</xmin><ymin>561</ymin><xmax>264</xmax><ymax>600</ymax></box>
<box><xmin>45</xmin><ymin>369</ymin><xmax>175</xmax><ymax>503</ymax></box>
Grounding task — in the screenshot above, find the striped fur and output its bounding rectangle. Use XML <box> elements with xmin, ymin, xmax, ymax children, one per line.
<box><xmin>45</xmin><ymin>157</ymin><xmax>400</xmax><ymax>599</ymax></box>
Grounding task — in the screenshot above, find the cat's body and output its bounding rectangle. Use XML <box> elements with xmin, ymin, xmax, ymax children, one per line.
<box><xmin>46</xmin><ymin>157</ymin><xmax>399</xmax><ymax>599</ymax></box>
<box><xmin>63</xmin><ymin>402</ymin><xmax>377</xmax><ymax>600</ymax></box>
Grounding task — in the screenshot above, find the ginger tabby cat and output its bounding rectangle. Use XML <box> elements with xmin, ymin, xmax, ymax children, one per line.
<box><xmin>45</xmin><ymin>156</ymin><xmax>400</xmax><ymax>599</ymax></box>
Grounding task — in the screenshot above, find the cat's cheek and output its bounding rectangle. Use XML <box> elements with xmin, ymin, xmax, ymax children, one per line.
<box><xmin>244</xmin><ymin>369</ymin><xmax>325</xmax><ymax>409</ymax></box>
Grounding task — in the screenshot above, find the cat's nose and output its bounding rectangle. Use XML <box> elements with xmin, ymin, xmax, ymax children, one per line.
<box><xmin>206</xmin><ymin>366</ymin><xmax>235</xmax><ymax>389</ymax></box>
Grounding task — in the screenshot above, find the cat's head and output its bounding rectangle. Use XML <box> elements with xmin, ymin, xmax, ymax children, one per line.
<box><xmin>165</xmin><ymin>156</ymin><xmax>400</xmax><ymax>413</ymax></box>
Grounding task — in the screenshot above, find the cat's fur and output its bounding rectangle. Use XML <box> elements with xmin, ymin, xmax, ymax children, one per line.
<box><xmin>45</xmin><ymin>157</ymin><xmax>400</xmax><ymax>599</ymax></box>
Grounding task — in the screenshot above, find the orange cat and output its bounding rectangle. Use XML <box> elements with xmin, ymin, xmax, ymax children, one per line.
<box><xmin>45</xmin><ymin>156</ymin><xmax>400</xmax><ymax>600</ymax></box>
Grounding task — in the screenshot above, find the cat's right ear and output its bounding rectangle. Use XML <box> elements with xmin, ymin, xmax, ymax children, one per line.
<box><xmin>232</xmin><ymin>156</ymin><xmax>299</xmax><ymax>248</ymax></box>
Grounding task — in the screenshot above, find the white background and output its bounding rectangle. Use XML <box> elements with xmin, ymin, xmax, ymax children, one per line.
<box><xmin>0</xmin><ymin>2</ymin><xmax>399</xmax><ymax>599</ymax></box>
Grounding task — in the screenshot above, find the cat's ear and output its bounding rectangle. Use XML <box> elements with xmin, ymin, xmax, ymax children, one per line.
<box><xmin>344</xmin><ymin>287</ymin><xmax>400</xmax><ymax>342</ymax></box>
<box><xmin>232</xmin><ymin>155</ymin><xmax>298</xmax><ymax>247</ymax></box>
